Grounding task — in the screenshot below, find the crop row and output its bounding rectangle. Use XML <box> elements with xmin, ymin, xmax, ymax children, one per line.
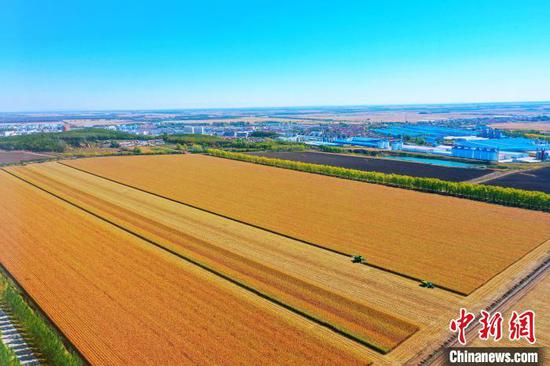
<box><xmin>0</xmin><ymin>278</ymin><xmax>83</xmax><ymax>366</ymax></box>
<box><xmin>207</xmin><ymin>149</ymin><xmax>550</xmax><ymax>211</ymax></box>
<box><xmin>0</xmin><ymin>170</ymin><xmax>368</xmax><ymax>365</ymax></box>
<box><xmin>63</xmin><ymin>154</ymin><xmax>550</xmax><ymax>294</ymax></box>
<box><xmin>7</xmin><ymin>162</ymin><xmax>421</xmax><ymax>353</ymax></box>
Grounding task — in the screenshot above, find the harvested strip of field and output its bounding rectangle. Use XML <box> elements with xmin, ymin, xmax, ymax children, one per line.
<box><xmin>469</xmin><ymin>268</ymin><xmax>550</xmax><ymax>348</ymax></box>
<box><xmin>64</xmin><ymin>155</ymin><xmax>550</xmax><ymax>294</ymax></box>
<box><xmin>483</xmin><ymin>166</ymin><xmax>550</xmax><ymax>194</ymax></box>
<box><xmin>7</xmin><ymin>163</ymin><xmax>431</xmax><ymax>353</ymax></box>
<box><xmin>0</xmin><ymin>171</ymin><xmax>368</xmax><ymax>365</ymax></box>
<box><xmin>249</xmin><ymin>151</ymin><xmax>492</xmax><ymax>181</ymax></box>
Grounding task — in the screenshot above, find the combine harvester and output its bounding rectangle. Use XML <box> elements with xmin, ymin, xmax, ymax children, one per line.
<box><xmin>350</xmin><ymin>255</ymin><xmax>365</xmax><ymax>264</ymax></box>
<box><xmin>419</xmin><ymin>280</ymin><xmax>434</xmax><ymax>289</ymax></box>
<box><xmin>351</xmin><ymin>254</ymin><xmax>436</xmax><ymax>290</ymax></box>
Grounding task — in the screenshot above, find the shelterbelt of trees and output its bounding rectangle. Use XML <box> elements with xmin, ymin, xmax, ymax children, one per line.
<box><xmin>0</xmin><ymin>129</ymin><xmax>150</xmax><ymax>152</ymax></box>
<box><xmin>504</xmin><ymin>129</ymin><xmax>550</xmax><ymax>142</ymax></box>
<box><xmin>164</xmin><ymin>134</ymin><xmax>305</xmax><ymax>151</ymax></box>
<box><xmin>207</xmin><ymin>149</ymin><xmax>550</xmax><ymax>212</ymax></box>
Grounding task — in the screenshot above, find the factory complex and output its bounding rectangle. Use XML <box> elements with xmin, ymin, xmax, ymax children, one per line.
<box><xmin>322</xmin><ymin>125</ymin><xmax>549</xmax><ymax>163</ymax></box>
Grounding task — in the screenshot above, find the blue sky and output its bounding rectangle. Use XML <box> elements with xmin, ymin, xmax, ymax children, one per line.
<box><xmin>1</xmin><ymin>0</ymin><xmax>550</xmax><ymax>111</ymax></box>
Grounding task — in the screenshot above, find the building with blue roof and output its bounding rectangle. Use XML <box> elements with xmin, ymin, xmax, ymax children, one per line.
<box><xmin>374</xmin><ymin>125</ymin><xmax>477</xmax><ymax>145</ymax></box>
<box><xmin>453</xmin><ymin>138</ymin><xmax>550</xmax><ymax>152</ymax></box>
<box><xmin>333</xmin><ymin>137</ymin><xmax>390</xmax><ymax>149</ymax></box>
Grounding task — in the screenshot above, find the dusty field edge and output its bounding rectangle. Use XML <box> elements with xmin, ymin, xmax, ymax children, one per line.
<box><xmin>57</xmin><ymin>161</ymin><xmax>467</xmax><ymax>296</ymax></box>
<box><xmin>2</xmin><ymin>168</ymin><xmax>404</xmax><ymax>354</ymax></box>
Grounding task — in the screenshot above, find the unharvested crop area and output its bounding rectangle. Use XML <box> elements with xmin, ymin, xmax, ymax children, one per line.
<box><xmin>65</xmin><ymin>155</ymin><xmax>550</xmax><ymax>295</ymax></box>
<box><xmin>0</xmin><ymin>171</ymin><xmax>368</xmax><ymax>365</ymax></box>
<box><xmin>249</xmin><ymin>151</ymin><xmax>492</xmax><ymax>181</ymax></box>
<box><xmin>7</xmin><ymin>162</ymin><xmax>436</xmax><ymax>353</ymax></box>
<box><xmin>484</xmin><ymin>167</ymin><xmax>550</xmax><ymax>194</ymax></box>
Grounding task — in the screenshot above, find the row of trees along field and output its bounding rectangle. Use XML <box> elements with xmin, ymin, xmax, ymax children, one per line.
<box><xmin>504</xmin><ymin>130</ymin><xmax>550</xmax><ymax>142</ymax></box>
<box><xmin>207</xmin><ymin>149</ymin><xmax>550</xmax><ymax>212</ymax></box>
<box><xmin>0</xmin><ymin>128</ymin><xmax>306</xmax><ymax>153</ymax></box>
<box><xmin>164</xmin><ymin>134</ymin><xmax>306</xmax><ymax>151</ymax></box>
<box><xmin>0</xmin><ymin>129</ymin><xmax>150</xmax><ymax>152</ymax></box>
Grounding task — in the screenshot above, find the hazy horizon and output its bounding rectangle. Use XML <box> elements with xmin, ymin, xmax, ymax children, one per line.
<box><xmin>1</xmin><ymin>100</ymin><xmax>549</xmax><ymax>115</ymax></box>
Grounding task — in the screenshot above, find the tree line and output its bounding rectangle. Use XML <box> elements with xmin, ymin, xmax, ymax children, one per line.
<box><xmin>164</xmin><ymin>134</ymin><xmax>306</xmax><ymax>151</ymax></box>
<box><xmin>207</xmin><ymin>149</ymin><xmax>550</xmax><ymax>212</ymax></box>
<box><xmin>504</xmin><ymin>129</ymin><xmax>550</xmax><ymax>142</ymax></box>
<box><xmin>0</xmin><ymin>128</ymin><xmax>150</xmax><ymax>152</ymax></box>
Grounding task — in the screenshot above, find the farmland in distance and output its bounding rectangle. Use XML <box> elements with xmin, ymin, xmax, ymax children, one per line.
<box><xmin>7</xmin><ymin>162</ymin><xmax>429</xmax><ymax>352</ymax></box>
<box><xmin>249</xmin><ymin>151</ymin><xmax>492</xmax><ymax>181</ymax></box>
<box><xmin>0</xmin><ymin>170</ymin><xmax>369</xmax><ymax>365</ymax></box>
<box><xmin>483</xmin><ymin>166</ymin><xmax>550</xmax><ymax>194</ymax></box>
<box><xmin>0</xmin><ymin>150</ymin><xmax>51</xmax><ymax>164</ymax></box>
<box><xmin>64</xmin><ymin>154</ymin><xmax>550</xmax><ymax>295</ymax></box>
<box><xmin>489</xmin><ymin>122</ymin><xmax>550</xmax><ymax>131</ymax></box>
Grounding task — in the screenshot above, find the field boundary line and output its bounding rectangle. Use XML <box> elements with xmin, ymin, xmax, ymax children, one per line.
<box><xmin>254</xmin><ymin>150</ymin><xmax>493</xmax><ymax>180</ymax></box>
<box><xmin>2</xmin><ymin>168</ymin><xmax>400</xmax><ymax>355</ymax></box>
<box><xmin>416</xmin><ymin>254</ymin><xmax>550</xmax><ymax>366</ymax></box>
<box><xmin>56</xmin><ymin>161</ymin><xmax>466</xmax><ymax>296</ymax></box>
<box><xmin>322</xmin><ymin>150</ymin><xmax>489</xmax><ymax>167</ymax></box>
<box><xmin>472</xmin><ymin>165</ymin><xmax>549</xmax><ymax>189</ymax></box>
<box><xmin>462</xmin><ymin>236</ymin><xmax>550</xmax><ymax>296</ymax></box>
<box><xmin>0</xmin><ymin>263</ymin><xmax>90</xmax><ymax>366</ymax></box>
<box><xmin>0</xmin><ymin>303</ymin><xmax>42</xmax><ymax>365</ymax></box>
<box><xmin>465</xmin><ymin>169</ymin><xmax>520</xmax><ymax>184</ymax></box>
<box><xmin>207</xmin><ymin>150</ymin><xmax>549</xmax><ymax>211</ymax></box>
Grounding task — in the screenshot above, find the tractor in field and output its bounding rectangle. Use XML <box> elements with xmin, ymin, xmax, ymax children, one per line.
<box><xmin>351</xmin><ymin>255</ymin><xmax>364</xmax><ymax>264</ymax></box>
<box><xmin>419</xmin><ymin>280</ymin><xmax>434</xmax><ymax>289</ymax></box>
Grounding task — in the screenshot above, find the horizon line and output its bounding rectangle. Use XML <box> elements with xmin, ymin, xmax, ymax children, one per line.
<box><xmin>2</xmin><ymin>99</ymin><xmax>550</xmax><ymax>115</ymax></box>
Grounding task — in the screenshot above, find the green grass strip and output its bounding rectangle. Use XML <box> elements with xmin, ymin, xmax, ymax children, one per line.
<box><xmin>0</xmin><ymin>280</ymin><xmax>20</xmax><ymax>366</ymax></box>
<box><xmin>0</xmin><ymin>341</ymin><xmax>19</xmax><ymax>366</ymax></box>
<box><xmin>0</xmin><ymin>275</ymin><xmax>84</xmax><ymax>366</ymax></box>
<box><xmin>206</xmin><ymin>149</ymin><xmax>550</xmax><ymax>212</ymax></box>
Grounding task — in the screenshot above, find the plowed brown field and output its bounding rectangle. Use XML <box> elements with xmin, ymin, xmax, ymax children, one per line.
<box><xmin>6</xmin><ymin>162</ymin><xmax>429</xmax><ymax>353</ymax></box>
<box><xmin>0</xmin><ymin>170</ymin><xmax>369</xmax><ymax>365</ymax></box>
<box><xmin>0</xmin><ymin>150</ymin><xmax>51</xmax><ymax>164</ymax></box>
<box><xmin>64</xmin><ymin>155</ymin><xmax>550</xmax><ymax>295</ymax></box>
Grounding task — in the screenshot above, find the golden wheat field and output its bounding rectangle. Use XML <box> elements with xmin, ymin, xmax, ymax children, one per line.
<box><xmin>6</xmin><ymin>162</ymin><xmax>442</xmax><ymax>353</ymax></box>
<box><xmin>469</xmin><ymin>269</ymin><xmax>550</xmax><ymax>348</ymax></box>
<box><xmin>0</xmin><ymin>170</ymin><xmax>371</xmax><ymax>365</ymax></box>
<box><xmin>65</xmin><ymin>154</ymin><xmax>550</xmax><ymax>295</ymax></box>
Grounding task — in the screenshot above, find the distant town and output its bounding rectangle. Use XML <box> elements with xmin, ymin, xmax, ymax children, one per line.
<box><xmin>1</xmin><ymin>102</ymin><xmax>549</xmax><ymax>163</ymax></box>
